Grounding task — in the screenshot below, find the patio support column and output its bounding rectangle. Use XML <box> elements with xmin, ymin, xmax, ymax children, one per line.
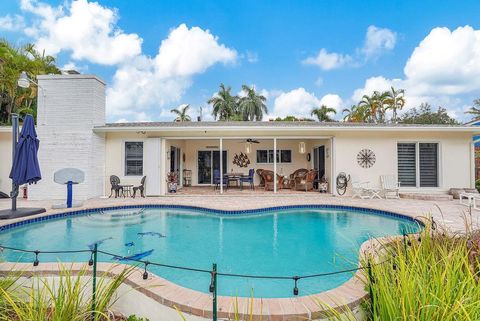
<box><xmin>220</xmin><ymin>138</ymin><xmax>223</xmax><ymax>194</ymax></box>
<box><xmin>274</xmin><ymin>138</ymin><xmax>277</xmax><ymax>193</ymax></box>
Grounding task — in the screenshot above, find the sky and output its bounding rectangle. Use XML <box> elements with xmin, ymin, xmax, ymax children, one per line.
<box><xmin>1</xmin><ymin>0</ymin><xmax>480</xmax><ymax>123</ymax></box>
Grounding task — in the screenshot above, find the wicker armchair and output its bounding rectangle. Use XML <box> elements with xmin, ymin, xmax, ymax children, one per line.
<box><xmin>256</xmin><ymin>169</ymin><xmax>265</xmax><ymax>187</ymax></box>
<box><xmin>293</xmin><ymin>169</ymin><xmax>318</xmax><ymax>191</ymax></box>
<box><xmin>262</xmin><ymin>170</ymin><xmax>284</xmax><ymax>191</ymax></box>
<box><xmin>288</xmin><ymin>168</ymin><xmax>308</xmax><ymax>189</ymax></box>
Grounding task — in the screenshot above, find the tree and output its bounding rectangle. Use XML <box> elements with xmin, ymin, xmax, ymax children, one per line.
<box><xmin>358</xmin><ymin>94</ymin><xmax>379</xmax><ymax>123</ymax></box>
<box><xmin>384</xmin><ymin>86</ymin><xmax>405</xmax><ymax>123</ymax></box>
<box><xmin>399</xmin><ymin>103</ymin><xmax>458</xmax><ymax>125</ymax></box>
<box><xmin>465</xmin><ymin>99</ymin><xmax>480</xmax><ymax>121</ymax></box>
<box><xmin>238</xmin><ymin>85</ymin><xmax>268</xmax><ymax>121</ymax></box>
<box><xmin>0</xmin><ymin>40</ymin><xmax>60</xmax><ymax>124</ymax></box>
<box><xmin>273</xmin><ymin>115</ymin><xmax>314</xmax><ymax>121</ymax></box>
<box><xmin>170</xmin><ymin>104</ymin><xmax>192</xmax><ymax>122</ymax></box>
<box><xmin>208</xmin><ymin>83</ymin><xmax>238</xmax><ymax>120</ymax></box>
<box><xmin>311</xmin><ymin>105</ymin><xmax>337</xmax><ymax>122</ymax></box>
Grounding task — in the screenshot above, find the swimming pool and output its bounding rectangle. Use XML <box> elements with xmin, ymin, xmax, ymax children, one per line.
<box><xmin>0</xmin><ymin>205</ymin><xmax>420</xmax><ymax>298</ymax></box>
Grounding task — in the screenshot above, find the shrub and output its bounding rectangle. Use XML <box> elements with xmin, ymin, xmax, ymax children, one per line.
<box><xmin>363</xmin><ymin>224</ymin><xmax>480</xmax><ymax>321</ymax></box>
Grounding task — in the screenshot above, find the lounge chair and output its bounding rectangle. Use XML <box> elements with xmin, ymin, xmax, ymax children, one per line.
<box><xmin>380</xmin><ymin>175</ymin><xmax>400</xmax><ymax>199</ymax></box>
<box><xmin>289</xmin><ymin>168</ymin><xmax>308</xmax><ymax>189</ymax></box>
<box><xmin>133</xmin><ymin>176</ymin><xmax>146</xmax><ymax>198</ymax></box>
<box><xmin>239</xmin><ymin>169</ymin><xmax>255</xmax><ymax>190</ymax></box>
<box><xmin>293</xmin><ymin>169</ymin><xmax>317</xmax><ymax>191</ymax></box>
<box><xmin>109</xmin><ymin>175</ymin><xmax>123</xmax><ymax>198</ymax></box>
<box><xmin>262</xmin><ymin>170</ymin><xmax>284</xmax><ymax>191</ymax></box>
<box><xmin>351</xmin><ymin>181</ymin><xmax>372</xmax><ymax>199</ymax></box>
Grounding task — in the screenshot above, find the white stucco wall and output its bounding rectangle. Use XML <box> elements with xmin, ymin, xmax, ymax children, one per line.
<box><xmin>0</xmin><ymin>131</ymin><xmax>12</xmax><ymax>194</ymax></box>
<box><xmin>28</xmin><ymin>75</ymin><xmax>106</xmax><ymax>201</ymax></box>
<box><xmin>334</xmin><ymin>131</ymin><xmax>473</xmax><ymax>193</ymax></box>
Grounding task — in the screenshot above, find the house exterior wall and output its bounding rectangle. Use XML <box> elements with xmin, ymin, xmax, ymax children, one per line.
<box><xmin>28</xmin><ymin>75</ymin><xmax>106</xmax><ymax>201</ymax></box>
<box><xmin>0</xmin><ymin>132</ymin><xmax>12</xmax><ymax>194</ymax></box>
<box><xmin>334</xmin><ymin>131</ymin><xmax>473</xmax><ymax>193</ymax></box>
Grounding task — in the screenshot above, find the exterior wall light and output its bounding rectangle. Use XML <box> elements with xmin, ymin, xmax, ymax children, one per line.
<box><xmin>299</xmin><ymin>142</ymin><xmax>306</xmax><ymax>154</ymax></box>
<box><xmin>245</xmin><ymin>142</ymin><xmax>252</xmax><ymax>154</ymax></box>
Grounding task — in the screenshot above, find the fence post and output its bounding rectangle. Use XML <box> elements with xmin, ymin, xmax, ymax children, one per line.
<box><xmin>212</xmin><ymin>263</ymin><xmax>217</xmax><ymax>321</ymax></box>
<box><xmin>91</xmin><ymin>244</ymin><xmax>98</xmax><ymax>321</ymax></box>
<box><xmin>367</xmin><ymin>259</ymin><xmax>375</xmax><ymax>316</ymax></box>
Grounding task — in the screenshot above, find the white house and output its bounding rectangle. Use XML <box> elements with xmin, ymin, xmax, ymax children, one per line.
<box><xmin>0</xmin><ymin>74</ymin><xmax>478</xmax><ymax>200</ymax></box>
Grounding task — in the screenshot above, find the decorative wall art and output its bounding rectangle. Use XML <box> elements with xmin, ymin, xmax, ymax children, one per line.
<box><xmin>357</xmin><ymin>149</ymin><xmax>376</xmax><ymax>168</ymax></box>
<box><xmin>233</xmin><ymin>152</ymin><xmax>250</xmax><ymax>168</ymax></box>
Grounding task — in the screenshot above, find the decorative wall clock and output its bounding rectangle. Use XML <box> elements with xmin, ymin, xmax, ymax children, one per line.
<box><xmin>357</xmin><ymin>149</ymin><xmax>376</xmax><ymax>168</ymax></box>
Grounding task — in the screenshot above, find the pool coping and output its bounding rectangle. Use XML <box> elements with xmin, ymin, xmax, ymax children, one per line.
<box><xmin>0</xmin><ymin>204</ymin><xmax>424</xmax><ymax>320</ymax></box>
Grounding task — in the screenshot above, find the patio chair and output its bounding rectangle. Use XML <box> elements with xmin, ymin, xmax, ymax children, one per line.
<box><xmin>380</xmin><ymin>175</ymin><xmax>400</xmax><ymax>199</ymax></box>
<box><xmin>293</xmin><ymin>169</ymin><xmax>317</xmax><ymax>191</ymax></box>
<box><xmin>289</xmin><ymin>168</ymin><xmax>308</xmax><ymax>189</ymax></box>
<box><xmin>256</xmin><ymin>169</ymin><xmax>265</xmax><ymax>187</ymax></box>
<box><xmin>240</xmin><ymin>169</ymin><xmax>255</xmax><ymax>190</ymax></box>
<box><xmin>109</xmin><ymin>175</ymin><xmax>123</xmax><ymax>198</ymax></box>
<box><xmin>262</xmin><ymin>170</ymin><xmax>284</xmax><ymax>191</ymax></box>
<box><xmin>213</xmin><ymin>169</ymin><xmax>228</xmax><ymax>190</ymax></box>
<box><xmin>351</xmin><ymin>181</ymin><xmax>373</xmax><ymax>199</ymax></box>
<box><xmin>132</xmin><ymin>176</ymin><xmax>146</xmax><ymax>198</ymax></box>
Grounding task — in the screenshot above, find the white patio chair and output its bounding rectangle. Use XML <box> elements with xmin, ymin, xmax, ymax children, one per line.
<box><xmin>380</xmin><ymin>175</ymin><xmax>400</xmax><ymax>199</ymax></box>
<box><xmin>351</xmin><ymin>181</ymin><xmax>372</xmax><ymax>199</ymax></box>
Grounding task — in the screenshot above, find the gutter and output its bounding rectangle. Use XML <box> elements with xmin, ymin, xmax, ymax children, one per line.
<box><xmin>92</xmin><ymin>125</ymin><xmax>480</xmax><ymax>133</ymax></box>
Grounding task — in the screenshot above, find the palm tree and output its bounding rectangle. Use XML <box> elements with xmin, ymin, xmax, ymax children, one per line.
<box><xmin>208</xmin><ymin>83</ymin><xmax>238</xmax><ymax>120</ymax></box>
<box><xmin>342</xmin><ymin>104</ymin><xmax>369</xmax><ymax>122</ymax></box>
<box><xmin>0</xmin><ymin>40</ymin><xmax>60</xmax><ymax>124</ymax></box>
<box><xmin>311</xmin><ymin>105</ymin><xmax>336</xmax><ymax>122</ymax></box>
<box><xmin>170</xmin><ymin>104</ymin><xmax>192</xmax><ymax>122</ymax></box>
<box><xmin>385</xmin><ymin>87</ymin><xmax>405</xmax><ymax>123</ymax></box>
<box><xmin>465</xmin><ymin>99</ymin><xmax>480</xmax><ymax>120</ymax></box>
<box><xmin>238</xmin><ymin>85</ymin><xmax>268</xmax><ymax>121</ymax></box>
<box><xmin>358</xmin><ymin>94</ymin><xmax>378</xmax><ymax>123</ymax></box>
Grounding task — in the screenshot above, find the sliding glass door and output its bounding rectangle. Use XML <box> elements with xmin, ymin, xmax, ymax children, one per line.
<box><xmin>198</xmin><ymin>150</ymin><xmax>227</xmax><ymax>184</ymax></box>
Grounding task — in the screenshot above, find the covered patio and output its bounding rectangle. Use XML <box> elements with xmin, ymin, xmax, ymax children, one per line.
<box><xmin>164</xmin><ymin>137</ymin><xmax>333</xmax><ymax>195</ymax></box>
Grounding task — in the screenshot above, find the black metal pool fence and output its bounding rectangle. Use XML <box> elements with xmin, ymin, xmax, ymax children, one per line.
<box><xmin>0</xmin><ymin>227</ymin><xmax>426</xmax><ymax>321</ymax></box>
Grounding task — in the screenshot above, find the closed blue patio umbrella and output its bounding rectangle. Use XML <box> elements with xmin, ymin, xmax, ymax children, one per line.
<box><xmin>9</xmin><ymin>114</ymin><xmax>41</xmax><ymax>186</ymax></box>
<box><xmin>0</xmin><ymin>114</ymin><xmax>45</xmax><ymax>219</ymax></box>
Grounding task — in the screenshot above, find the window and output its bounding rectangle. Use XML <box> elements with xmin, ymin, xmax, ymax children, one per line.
<box><xmin>256</xmin><ymin>150</ymin><xmax>292</xmax><ymax>163</ymax></box>
<box><xmin>397</xmin><ymin>142</ymin><xmax>438</xmax><ymax>188</ymax></box>
<box><xmin>125</xmin><ymin>142</ymin><xmax>143</xmax><ymax>176</ymax></box>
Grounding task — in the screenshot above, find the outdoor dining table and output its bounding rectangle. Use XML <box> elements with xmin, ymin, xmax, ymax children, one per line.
<box><xmin>119</xmin><ymin>184</ymin><xmax>134</xmax><ymax>197</ymax></box>
<box><xmin>223</xmin><ymin>173</ymin><xmax>244</xmax><ymax>188</ymax></box>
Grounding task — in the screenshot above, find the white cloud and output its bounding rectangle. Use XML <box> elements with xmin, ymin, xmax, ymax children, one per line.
<box><xmin>404</xmin><ymin>26</ymin><xmax>480</xmax><ymax>95</ymax></box>
<box><xmin>21</xmin><ymin>0</ymin><xmax>142</xmax><ymax>65</ymax></box>
<box><xmin>319</xmin><ymin>94</ymin><xmax>343</xmax><ymax>111</ymax></box>
<box><xmin>0</xmin><ymin>14</ymin><xmax>25</xmax><ymax>31</ymax></box>
<box><xmin>304</xmin><ymin>25</ymin><xmax>396</xmax><ymax>72</ymax></box>
<box><xmin>351</xmin><ymin>25</ymin><xmax>480</xmax><ymax>121</ymax></box>
<box><xmin>106</xmin><ymin>24</ymin><xmax>237</xmax><ymax>117</ymax></box>
<box><xmin>361</xmin><ymin>25</ymin><xmax>397</xmax><ymax>59</ymax></box>
<box><xmin>272</xmin><ymin>88</ymin><xmax>342</xmax><ymax>118</ymax></box>
<box><xmin>302</xmin><ymin>48</ymin><xmax>352</xmax><ymax>70</ymax></box>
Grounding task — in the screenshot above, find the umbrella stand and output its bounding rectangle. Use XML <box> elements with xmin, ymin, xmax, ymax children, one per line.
<box><xmin>0</xmin><ymin>114</ymin><xmax>45</xmax><ymax>219</ymax></box>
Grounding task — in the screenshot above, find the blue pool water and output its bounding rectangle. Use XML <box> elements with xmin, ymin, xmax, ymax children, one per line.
<box><xmin>0</xmin><ymin>206</ymin><xmax>420</xmax><ymax>298</ymax></box>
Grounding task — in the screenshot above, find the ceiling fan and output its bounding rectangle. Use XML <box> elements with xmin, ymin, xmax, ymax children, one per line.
<box><xmin>239</xmin><ymin>138</ymin><xmax>260</xmax><ymax>144</ymax></box>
